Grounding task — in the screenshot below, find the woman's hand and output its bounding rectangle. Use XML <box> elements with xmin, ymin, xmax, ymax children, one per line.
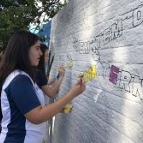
<box><xmin>69</xmin><ymin>78</ymin><xmax>86</xmax><ymax>97</ymax></box>
<box><xmin>58</xmin><ymin>65</ymin><xmax>65</xmax><ymax>78</ymax></box>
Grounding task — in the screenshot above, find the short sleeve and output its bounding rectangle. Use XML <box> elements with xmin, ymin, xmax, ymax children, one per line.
<box><xmin>36</xmin><ymin>70</ymin><xmax>47</xmax><ymax>88</ymax></box>
<box><xmin>8</xmin><ymin>75</ymin><xmax>41</xmax><ymax>115</ymax></box>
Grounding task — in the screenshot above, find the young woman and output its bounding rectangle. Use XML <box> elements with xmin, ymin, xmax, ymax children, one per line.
<box><xmin>36</xmin><ymin>43</ymin><xmax>63</xmax><ymax>98</ymax></box>
<box><xmin>36</xmin><ymin>44</ymin><xmax>65</xmax><ymax>143</ymax></box>
<box><xmin>0</xmin><ymin>30</ymin><xmax>85</xmax><ymax>143</ymax></box>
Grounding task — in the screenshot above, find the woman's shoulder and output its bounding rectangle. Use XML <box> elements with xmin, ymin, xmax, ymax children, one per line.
<box><xmin>36</xmin><ymin>69</ymin><xmax>46</xmax><ymax>78</ymax></box>
<box><xmin>36</xmin><ymin>69</ymin><xmax>47</xmax><ymax>87</ymax></box>
<box><xmin>12</xmin><ymin>74</ymin><xmax>32</xmax><ymax>83</ymax></box>
<box><xmin>3</xmin><ymin>70</ymin><xmax>33</xmax><ymax>90</ymax></box>
<box><xmin>36</xmin><ymin>69</ymin><xmax>45</xmax><ymax>74</ymax></box>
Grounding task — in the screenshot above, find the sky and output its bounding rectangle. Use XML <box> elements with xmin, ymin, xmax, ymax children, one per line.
<box><xmin>29</xmin><ymin>0</ymin><xmax>67</xmax><ymax>33</ymax></box>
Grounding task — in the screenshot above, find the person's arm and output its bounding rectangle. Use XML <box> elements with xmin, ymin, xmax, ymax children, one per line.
<box><xmin>41</xmin><ymin>66</ymin><xmax>65</xmax><ymax>98</ymax></box>
<box><xmin>25</xmin><ymin>78</ymin><xmax>85</xmax><ymax>124</ymax></box>
<box><xmin>42</xmin><ymin>76</ymin><xmax>64</xmax><ymax>98</ymax></box>
<box><xmin>47</xmin><ymin>77</ymin><xmax>56</xmax><ymax>85</ymax></box>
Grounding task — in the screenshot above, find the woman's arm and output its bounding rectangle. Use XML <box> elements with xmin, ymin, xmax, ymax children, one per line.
<box><xmin>47</xmin><ymin>77</ymin><xmax>56</xmax><ymax>85</ymax></box>
<box><xmin>25</xmin><ymin>78</ymin><xmax>85</xmax><ymax>124</ymax></box>
<box><xmin>41</xmin><ymin>66</ymin><xmax>65</xmax><ymax>97</ymax></box>
<box><xmin>41</xmin><ymin>76</ymin><xmax>64</xmax><ymax>98</ymax></box>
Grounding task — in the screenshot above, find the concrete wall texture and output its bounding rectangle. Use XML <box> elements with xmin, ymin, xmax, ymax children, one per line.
<box><xmin>49</xmin><ymin>0</ymin><xmax>143</xmax><ymax>143</ymax></box>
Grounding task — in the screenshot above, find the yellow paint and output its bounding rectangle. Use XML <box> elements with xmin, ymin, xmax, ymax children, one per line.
<box><xmin>66</xmin><ymin>61</ymin><xmax>73</xmax><ymax>68</ymax></box>
<box><xmin>83</xmin><ymin>70</ymin><xmax>89</xmax><ymax>83</ymax></box>
<box><xmin>89</xmin><ymin>65</ymin><xmax>97</xmax><ymax>80</ymax></box>
<box><xmin>78</xmin><ymin>65</ymin><xmax>97</xmax><ymax>83</ymax></box>
<box><xmin>63</xmin><ymin>104</ymin><xmax>73</xmax><ymax>114</ymax></box>
<box><xmin>54</xmin><ymin>61</ymin><xmax>73</xmax><ymax>69</ymax></box>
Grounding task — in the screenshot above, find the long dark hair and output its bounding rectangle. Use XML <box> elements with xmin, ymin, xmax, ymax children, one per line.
<box><xmin>0</xmin><ymin>30</ymin><xmax>39</xmax><ymax>91</ymax></box>
<box><xmin>37</xmin><ymin>44</ymin><xmax>49</xmax><ymax>74</ymax></box>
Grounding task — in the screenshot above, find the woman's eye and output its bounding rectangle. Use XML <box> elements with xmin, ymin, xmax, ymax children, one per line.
<box><xmin>36</xmin><ymin>47</ymin><xmax>40</xmax><ymax>50</ymax></box>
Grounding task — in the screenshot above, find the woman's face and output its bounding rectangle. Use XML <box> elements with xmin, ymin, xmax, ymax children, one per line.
<box><xmin>29</xmin><ymin>40</ymin><xmax>42</xmax><ymax>66</ymax></box>
<box><xmin>44</xmin><ymin>49</ymin><xmax>49</xmax><ymax>63</ymax></box>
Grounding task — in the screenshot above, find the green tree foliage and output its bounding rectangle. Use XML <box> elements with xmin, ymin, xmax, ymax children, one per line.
<box><xmin>0</xmin><ymin>0</ymin><xmax>67</xmax><ymax>51</ymax></box>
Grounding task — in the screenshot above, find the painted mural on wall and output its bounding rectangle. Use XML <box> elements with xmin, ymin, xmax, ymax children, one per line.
<box><xmin>53</xmin><ymin>3</ymin><xmax>143</xmax><ymax>101</ymax></box>
<box><xmin>49</xmin><ymin>1</ymin><xmax>143</xmax><ymax>143</ymax></box>
<box><xmin>71</xmin><ymin>3</ymin><xmax>143</xmax><ymax>101</ymax></box>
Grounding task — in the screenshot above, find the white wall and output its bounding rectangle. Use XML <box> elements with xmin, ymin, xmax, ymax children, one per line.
<box><xmin>49</xmin><ymin>0</ymin><xmax>143</xmax><ymax>142</ymax></box>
